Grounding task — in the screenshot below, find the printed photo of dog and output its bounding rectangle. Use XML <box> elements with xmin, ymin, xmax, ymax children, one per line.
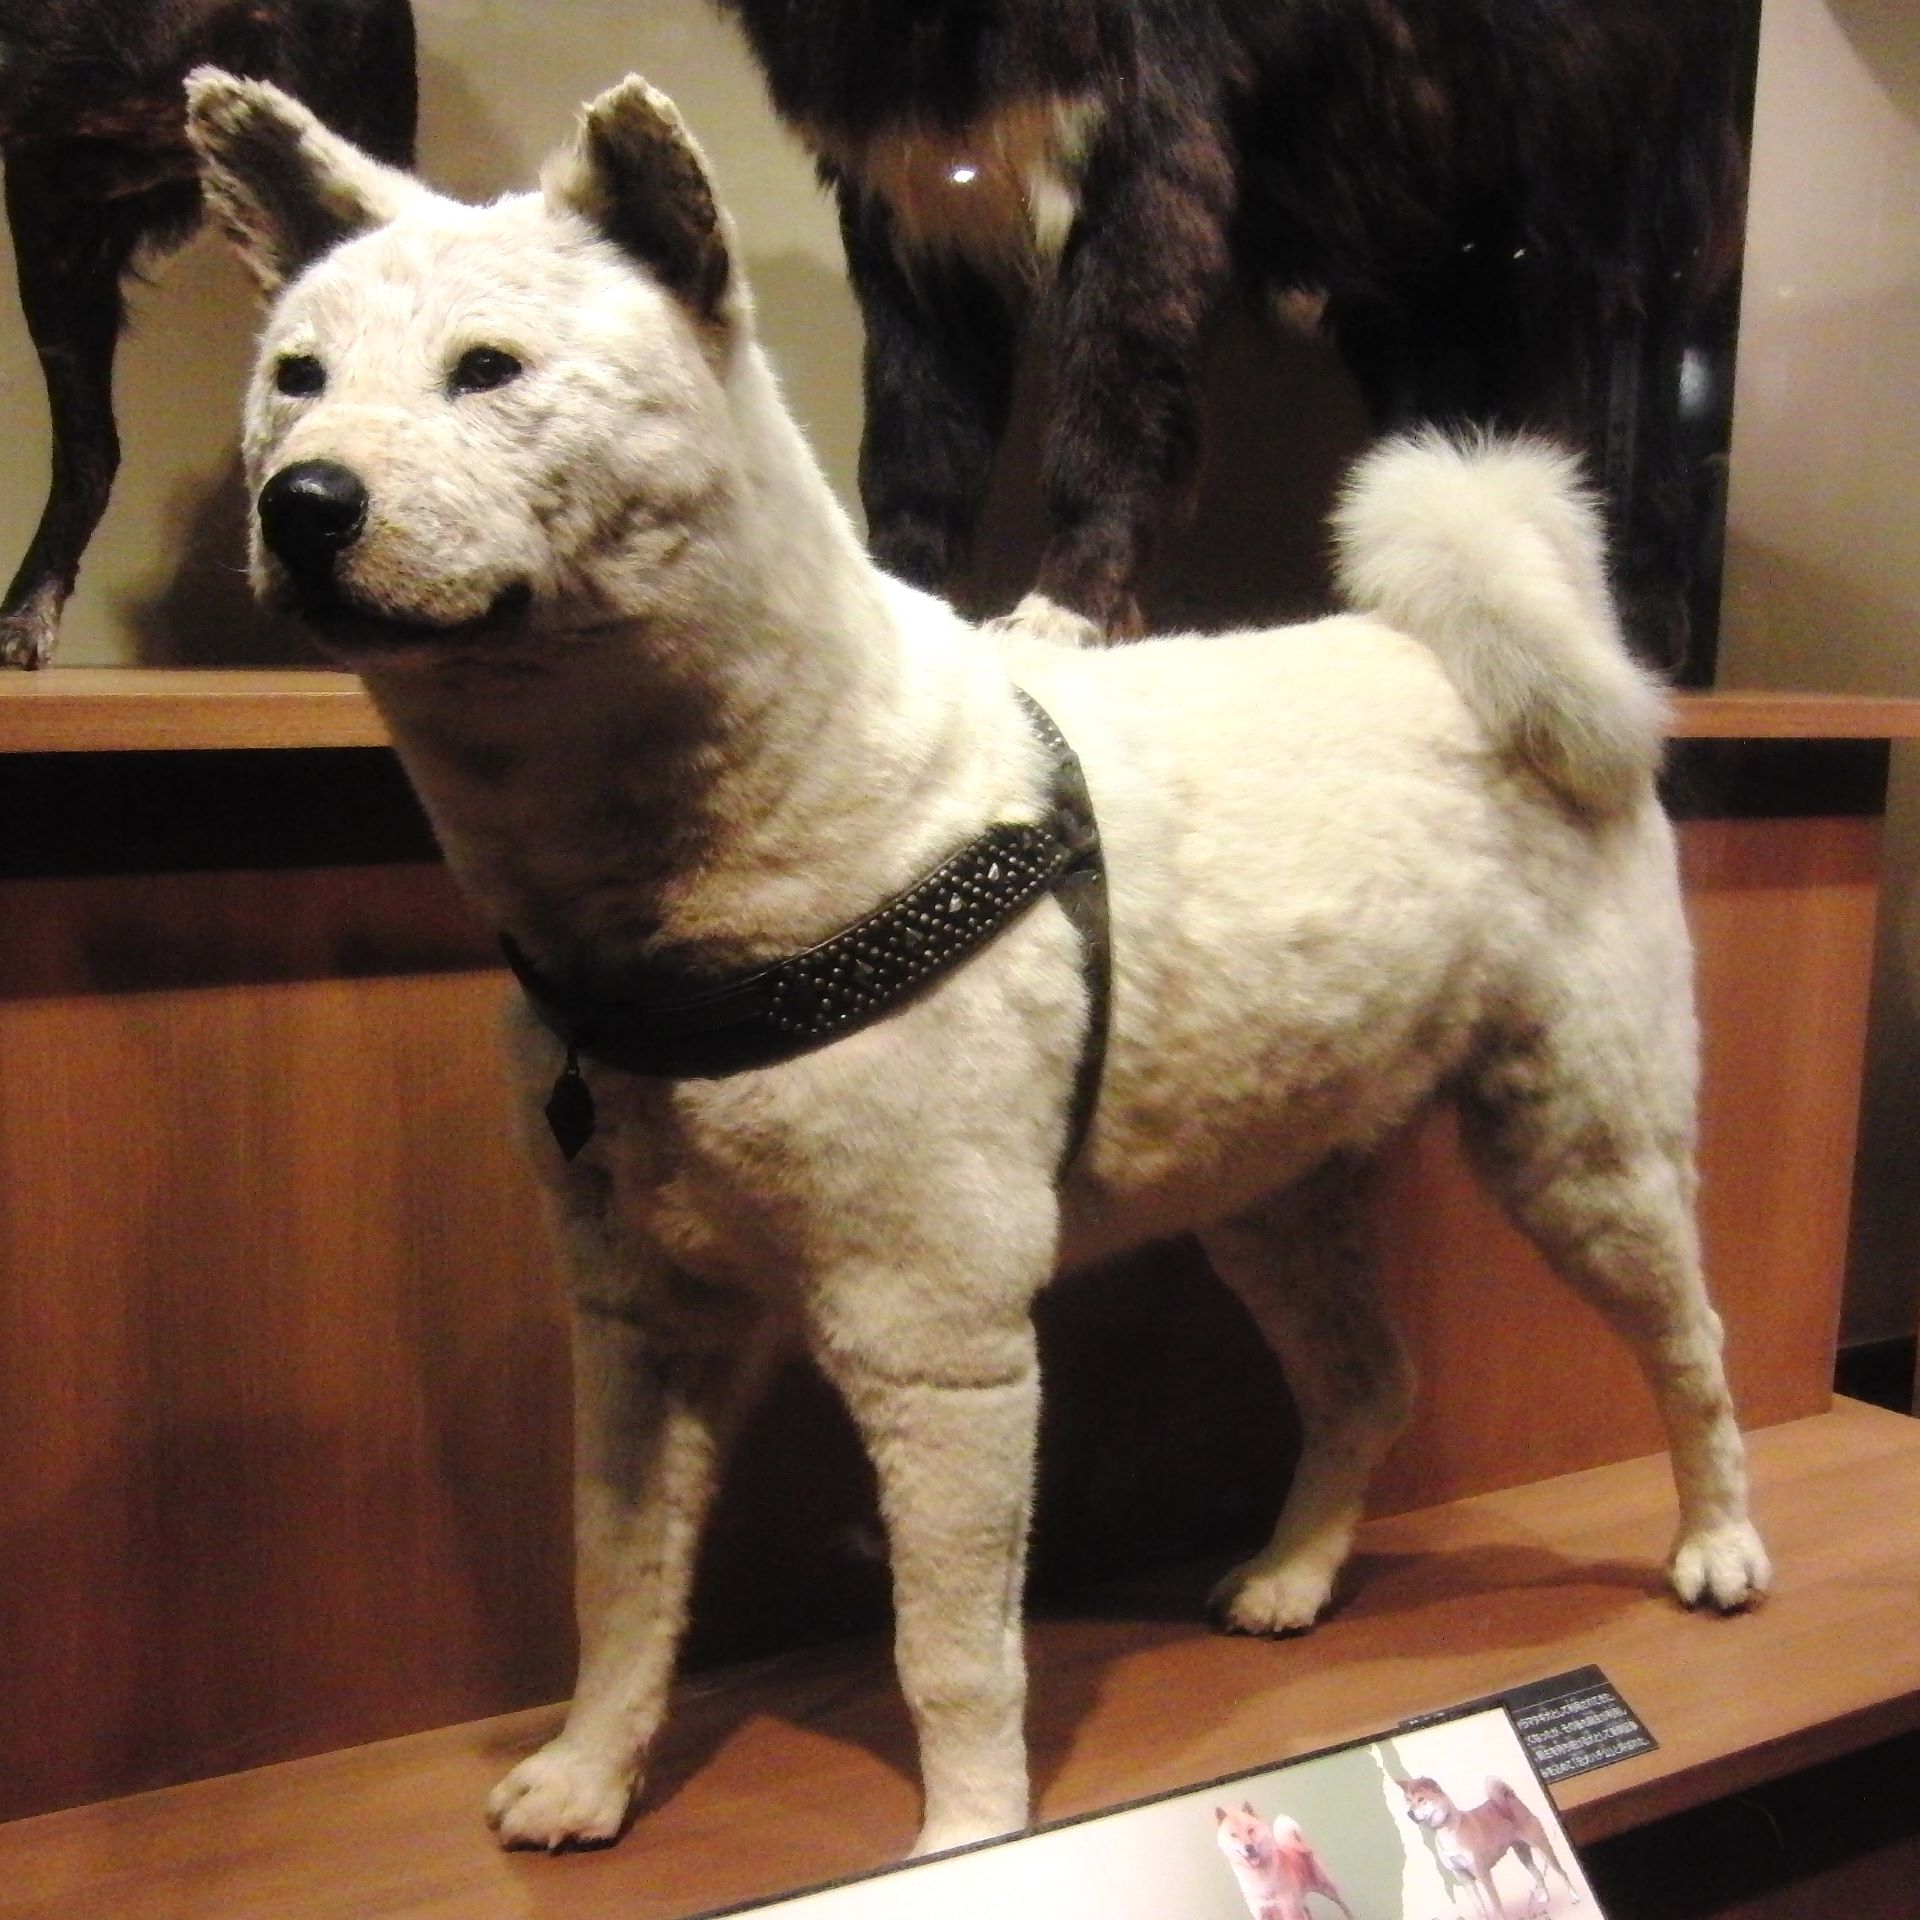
<box><xmin>1398</xmin><ymin>1775</ymin><xmax>1581</xmax><ymax>1919</ymax></box>
<box><xmin>0</xmin><ymin>0</ymin><xmax>416</xmax><ymax>667</ymax></box>
<box><xmin>188</xmin><ymin>67</ymin><xmax>1769</xmax><ymax>1861</ymax></box>
<box><xmin>714</xmin><ymin>0</ymin><xmax>1759</xmax><ymax>677</ymax></box>
<box><xmin>1216</xmin><ymin>1802</ymin><xmax>1357</xmax><ymax>1920</ymax></box>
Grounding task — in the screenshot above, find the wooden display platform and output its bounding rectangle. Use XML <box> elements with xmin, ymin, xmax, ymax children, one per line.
<box><xmin>4</xmin><ymin>1399</ymin><xmax>1915</xmax><ymax>1920</ymax></box>
<box><xmin>5</xmin><ymin>669</ymin><xmax>1920</xmax><ymax>754</ymax></box>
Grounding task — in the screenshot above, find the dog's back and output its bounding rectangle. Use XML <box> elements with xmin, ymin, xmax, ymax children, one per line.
<box><xmin>1462</xmin><ymin>1776</ymin><xmax>1553</xmax><ymax>1858</ymax></box>
<box><xmin>1013</xmin><ymin>427</ymin><xmax>1677</xmax><ymax>1266</ymax></box>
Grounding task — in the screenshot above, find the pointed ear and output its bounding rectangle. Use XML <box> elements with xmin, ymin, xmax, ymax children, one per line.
<box><xmin>185</xmin><ymin>66</ymin><xmax>421</xmax><ymax>290</ymax></box>
<box><xmin>543</xmin><ymin>75</ymin><xmax>736</xmax><ymax>323</ymax></box>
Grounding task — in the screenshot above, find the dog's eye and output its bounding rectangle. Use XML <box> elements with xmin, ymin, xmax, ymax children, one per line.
<box><xmin>449</xmin><ymin>346</ymin><xmax>524</xmax><ymax>396</ymax></box>
<box><xmin>274</xmin><ymin>353</ymin><xmax>326</xmax><ymax>397</ymax></box>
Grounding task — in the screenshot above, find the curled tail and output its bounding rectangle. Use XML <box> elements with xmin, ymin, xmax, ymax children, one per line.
<box><xmin>1329</xmin><ymin>429</ymin><xmax>1668</xmax><ymax>817</ymax></box>
<box><xmin>1483</xmin><ymin>1777</ymin><xmax>1525</xmax><ymax>1818</ymax></box>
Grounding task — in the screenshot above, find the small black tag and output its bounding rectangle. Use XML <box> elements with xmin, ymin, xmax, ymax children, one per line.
<box><xmin>545</xmin><ymin>1051</ymin><xmax>596</xmax><ymax>1160</ymax></box>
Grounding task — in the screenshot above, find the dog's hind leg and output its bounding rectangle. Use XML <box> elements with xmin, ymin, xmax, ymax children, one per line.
<box><xmin>0</xmin><ymin>155</ymin><xmax>170</xmax><ymax>667</ymax></box>
<box><xmin>1199</xmin><ymin>1157</ymin><xmax>1416</xmax><ymax>1636</ymax></box>
<box><xmin>1460</xmin><ymin>999</ymin><xmax>1770</xmax><ymax>1612</ymax></box>
<box><xmin>487</xmin><ymin>1274</ymin><xmax>784</xmax><ymax>1850</ymax></box>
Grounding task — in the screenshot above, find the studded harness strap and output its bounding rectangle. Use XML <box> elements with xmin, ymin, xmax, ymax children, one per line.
<box><xmin>503</xmin><ymin>689</ymin><xmax>1111</xmax><ymax>1175</ymax></box>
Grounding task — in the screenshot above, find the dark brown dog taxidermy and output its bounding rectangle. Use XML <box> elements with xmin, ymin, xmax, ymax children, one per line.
<box><xmin>0</xmin><ymin>0</ymin><xmax>416</xmax><ymax>667</ymax></box>
<box><xmin>716</xmin><ymin>0</ymin><xmax>1758</xmax><ymax>676</ymax></box>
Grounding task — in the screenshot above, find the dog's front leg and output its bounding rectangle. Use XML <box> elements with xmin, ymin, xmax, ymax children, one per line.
<box><xmin>808</xmin><ymin>1283</ymin><xmax>1043</xmax><ymax>1856</ymax></box>
<box><xmin>838</xmin><ymin>180</ymin><xmax>1019</xmax><ymax>603</ymax></box>
<box><xmin>487</xmin><ymin>1290</ymin><xmax>781</xmax><ymax>1850</ymax></box>
<box><xmin>1022</xmin><ymin>88</ymin><xmax>1238</xmax><ymax>640</ymax></box>
<box><xmin>0</xmin><ymin>158</ymin><xmax>154</xmax><ymax>668</ymax></box>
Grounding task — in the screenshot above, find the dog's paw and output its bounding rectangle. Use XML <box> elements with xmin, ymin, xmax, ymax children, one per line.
<box><xmin>910</xmin><ymin>1809</ymin><xmax>1023</xmax><ymax>1858</ymax></box>
<box><xmin>1207</xmin><ymin>1557</ymin><xmax>1336</xmax><ymax>1637</ymax></box>
<box><xmin>1667</xmin><ymin>1520</ymin><xmax>1771</xmax><ymax>1612</ymax></box>
<box><xmin>486</xmin><ymin>1741</ymin><xmax>636</xmax><ymax>1851</ymax></box>
<box><xmin>0</xmin><ymin>594</ymin><xmax>60</xmax><ymax>671</ymax></box>
<box><xmin>983</xmin><ymin>591</ymin><xmax>1105</xmax><ymax>651</ymax></box>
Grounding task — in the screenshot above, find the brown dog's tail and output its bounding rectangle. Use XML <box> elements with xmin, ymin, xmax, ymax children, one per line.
<box><xmin>1484</xmin><ymin>1775</ymin><xmax>1525</xmax><ymax>1816</ymax></box>
<box><xmin>1329</xmin><ymin>428</ymin><xmax>1668</xmax><ymax>819</ymax></box>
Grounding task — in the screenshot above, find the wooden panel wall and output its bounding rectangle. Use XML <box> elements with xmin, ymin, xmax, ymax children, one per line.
<box><xmin>0</xmin><ymin>862</ymin><xmax>573</xmax><ymax>1821</ymax></box>
<box><xmin>0</xmin><ymin>765</ymin><xmax>1885</xmax><ymax>1821</ymax></box>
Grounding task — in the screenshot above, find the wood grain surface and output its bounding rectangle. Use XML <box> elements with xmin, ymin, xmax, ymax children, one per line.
<box><xmin>2</xmin><ymin>1402</ymin><xmax>1915</xmax><ymax>1920</ymax></box>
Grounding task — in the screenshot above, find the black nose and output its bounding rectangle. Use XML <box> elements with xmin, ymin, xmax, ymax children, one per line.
<box><xmin>257</xmin><ymin>461</ymin><xmax>369</xmax><ymax>582</ymax></box>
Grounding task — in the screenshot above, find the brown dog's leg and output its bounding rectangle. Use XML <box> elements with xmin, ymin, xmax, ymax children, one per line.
<box><xmin>839</xmin><ymin>181</ymin><xmax>1018</xmax><ymax>602</ymax></box>
<box><xmin>0</xmin><ymin>154</ymin><xmax>160</xmax><ymax>667</ymax></box>
<box><xmin>1029</xmin><ymin>89</ymin><xmax>1238</xmax><ymax>638</ymax></box>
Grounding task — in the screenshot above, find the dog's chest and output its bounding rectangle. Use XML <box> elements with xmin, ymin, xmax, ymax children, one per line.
<box><xmin>817</xmin><ymin>93</ymin><xmax>1102</xmax><ymax>283</ymax></box>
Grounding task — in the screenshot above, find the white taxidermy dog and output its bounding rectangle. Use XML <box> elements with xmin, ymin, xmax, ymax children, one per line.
<box><xmin>187</xmin><ymin>70</ymin><xmax>1770</xmax><ymax>1860</ymax></box>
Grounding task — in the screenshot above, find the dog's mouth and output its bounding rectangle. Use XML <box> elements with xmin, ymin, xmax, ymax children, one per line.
<box><xmin>279</xmin><ymin>574</ymin><xmax>538</xmax><ymax>653</ymax></box>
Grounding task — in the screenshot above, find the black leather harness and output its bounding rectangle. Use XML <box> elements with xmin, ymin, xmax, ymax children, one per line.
<box><xmin>504</xmin><ymin>689</ymin><xmax>1111</xmax><ymax>1177</ymax></box>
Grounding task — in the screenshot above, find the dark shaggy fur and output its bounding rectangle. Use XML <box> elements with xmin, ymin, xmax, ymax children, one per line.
<box><xmin>0</xmin><ymin>0</ymin><xmax>416</xmax><ymax>666</ymax></box>
<box><xmin>717</xmin><ymin>0</ymin><xmax>1759</xmax><ymax>678</ymax></box>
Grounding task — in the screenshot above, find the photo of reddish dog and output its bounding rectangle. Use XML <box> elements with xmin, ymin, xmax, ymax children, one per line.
<box><xmin>1215</xmin><ymin>1802</ymin><xmax>1358</xmax><ymax>1920</ymax></box>
<box><xmin>1397</xmin><ymin>1775</ymin><xmax>1581</xmax><ymax>1919</ymax></box>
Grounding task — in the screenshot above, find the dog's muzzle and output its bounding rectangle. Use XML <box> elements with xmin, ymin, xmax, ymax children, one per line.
<box><xmin>257</xmin><ymin>460</ymin><xmax>368</xmax><ymax>604</ymax></box>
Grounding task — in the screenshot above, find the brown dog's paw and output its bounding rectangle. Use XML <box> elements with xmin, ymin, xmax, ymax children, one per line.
<box><xmin>485</xmin><ymin>1741</ymin><xmax>636</xmax><ymax>1851</ymax></box>
<box><xmin>0</xmin><ymin>593</ymin><xmax>61</xmax><ymax>670</ymax></box>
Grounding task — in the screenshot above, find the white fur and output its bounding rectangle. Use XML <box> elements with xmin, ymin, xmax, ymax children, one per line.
<box><xmin>1329</xmin><ymin>428</ymin><xmax>1671</xmax><ymax>818</ymax></box>
<box><xmin>189</xmin><ymin>71</ymin><xmax>1770</xmax><ymax>1863</ymax></box>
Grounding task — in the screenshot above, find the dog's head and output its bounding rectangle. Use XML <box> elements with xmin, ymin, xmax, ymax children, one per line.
<box><xmin>1215</xmin><ymin>1801</ymin><xmax>1274</xmax><ymax>1867</ymax></box>
<box><xmin>1397</xmin><ymin>1775</ymin><xmax>1450</xmax><ymax>1829</ymax></box>
<box><xmin>187</xmin><ymin>69</ymin><xmax>747</xmax><ymax>660</ymax></box>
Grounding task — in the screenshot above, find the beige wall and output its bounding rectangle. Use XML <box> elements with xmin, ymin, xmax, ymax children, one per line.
<box><xmin>3</xmin><ymin>1</ymin><xmax>1912</xmax><ymax>1336</ymax></box>
<box><xmin>1720</xmin><ymin>0</ymin><xmax>1920</xmax><ymax>1343</ymax></box>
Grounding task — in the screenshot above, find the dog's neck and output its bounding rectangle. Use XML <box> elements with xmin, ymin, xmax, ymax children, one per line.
<box><xmin>357</xmin><ymin>335</ymin><xmax>998</xmax><ymax>991</ymax></box>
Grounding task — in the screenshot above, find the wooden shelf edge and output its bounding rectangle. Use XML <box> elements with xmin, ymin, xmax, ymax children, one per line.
<box><xmin>1667</xmin><ymin>689</ymin><xmax>1920</xmax><ymax>739</ymax></box>
<box><xmin>3</xmin><ymin>1400</ymin><xmax>1915</xmax><ymax>1920</ymax></box>
<box><xmin>0</xmin><ymin>668</ymin><xmax>388</xmax><ymax>752</ymax></box>
<box><xmin>1563</xmin><ymin>1691</ymin><xmax>1920</xmax><ymax>1846</ymax></box>
<box><xmin>5</xmin><ymin>672</ymin><xmax>1920</xmax><ymax>755</ymax></box>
